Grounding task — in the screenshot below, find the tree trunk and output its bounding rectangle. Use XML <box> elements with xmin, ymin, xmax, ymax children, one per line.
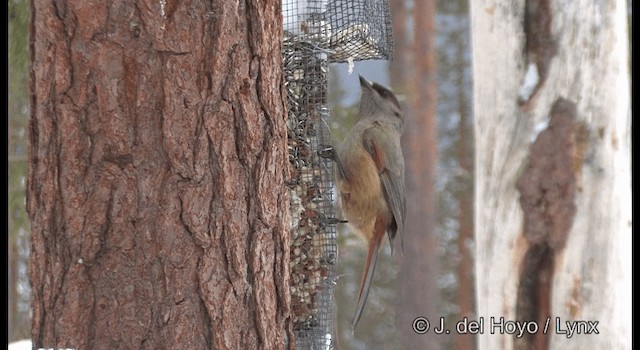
<box><xmin>453</xmin><ymin>9</ymin><xmax>475</xmax><ymax>348</ymax></box>
<box><xmin>396</xmin><ymin>0</ymin><xmax>440</xmax><ymax>349</ymax></box>
<box><xmin>471</xmin><ymin>1</ymin><xmax>630</xmax><ymax>349</ymax></box>
<box><xmin>389</xmin><ymin>0</ymin><xmax>409</xmax><ymax>89</ymax></box>
<box><xmin>27</xmin><ymin>1</ymin><xmax>291</xmax><ymax>349</ymax></box>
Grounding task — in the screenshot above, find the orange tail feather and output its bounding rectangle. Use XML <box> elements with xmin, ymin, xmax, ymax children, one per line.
<box><xmin>351</xmin><ymin>215</ymin><xmax>387</xmax><ymax>331</ymax></box>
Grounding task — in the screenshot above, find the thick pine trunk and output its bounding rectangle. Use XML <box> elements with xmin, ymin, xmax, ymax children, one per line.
<box><xmin>471</xmin><ymin>1</ymin><xmax>630</xmax><ymax>349</ymax></box>
<box><xmin>28</xmin><ymin>1</ymin><xmax>291</xmax><ymax>349</ymax></box>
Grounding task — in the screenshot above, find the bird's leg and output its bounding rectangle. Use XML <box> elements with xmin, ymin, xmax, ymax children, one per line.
<box><xmin>318</xmin><ymin>145</ymin><xmax>348</xmax><ymax>180</ymax></box>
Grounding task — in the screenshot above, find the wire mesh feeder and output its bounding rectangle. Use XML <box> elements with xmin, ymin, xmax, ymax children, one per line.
<box><xmin>285</xmin><ymin>45</ymin><xmax>337</xmax><ymax>349</ymax></box>
<box><xmin>283</xmin><ymin>0</ymin><xmax>393</xmax><ymax>348</ymax></box>
<box><xmin>283</xmin><ymin>0</ymin><xmax>393</xmax><ymax>63</ymax></box>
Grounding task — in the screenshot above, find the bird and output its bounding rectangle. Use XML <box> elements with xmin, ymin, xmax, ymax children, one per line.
<box><xmin>333</xmin><ymin>75</ymin><xmax>405</xmax><ymax>331</ymax></box>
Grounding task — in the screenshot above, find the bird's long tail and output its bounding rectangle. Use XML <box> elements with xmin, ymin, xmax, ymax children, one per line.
<box><xmin>351</xmin><ymin>217</ymin><xmax>386</xmax><ymax>331</ymax></box>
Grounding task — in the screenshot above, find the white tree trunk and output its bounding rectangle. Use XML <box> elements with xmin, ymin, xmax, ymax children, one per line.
<box><xmin>471</xmin><ymin>1</ymin><xmax>630</xmax><ymax>349</ymax></box>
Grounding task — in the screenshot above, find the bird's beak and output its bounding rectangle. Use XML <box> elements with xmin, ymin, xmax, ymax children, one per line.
<box><xmin>359</xmin><ymin>75</ymin><xmax>372</xmax><ymax>90</ymax></box>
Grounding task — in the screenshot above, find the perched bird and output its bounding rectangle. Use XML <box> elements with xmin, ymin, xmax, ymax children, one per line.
<box><xmin>334</xmin><ymin>76</ymin><xmax>406</xmax><ymax>331</ymax></box>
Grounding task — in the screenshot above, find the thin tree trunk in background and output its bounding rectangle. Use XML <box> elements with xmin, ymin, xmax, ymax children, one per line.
<box><xmin>454</xmin><ymin>28</ymin><xmax>475</xmax><ymax>349</ymax></box>
<box><xmin>471</xmin><ymin>1</ymin><xmax>630</xmax><ymax>349</ymax></box>
<box><xmin>396</xmin><ymin>0</ymin><xmax>440</xmax><ymax>348</ymax></box>
<box><xmin>28</xmin><ymin>1</ymin><xmax>291</xmax><ymax>349</ymax></box>
<box><xmin>389</xmin><ymin>0</ymin><xmax>409</xmax><ymax>90</ymax></box>
<box><xmin>452</xmin><ymin>3</ymin><xmax>476</xmax><ymax>347</ymax></box>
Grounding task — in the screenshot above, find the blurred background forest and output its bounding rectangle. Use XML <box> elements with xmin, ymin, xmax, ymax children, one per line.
<box><xmin>8</xmin><ymin>0</ymin><xmax>31</xmax><ymax>342</ymax></box>
<box><xmin>8</xmin><ymin>0</ymin><xmax>473</xmax><ymax>348</ymax></box>
<box><xmin>328</xmin><ymin>1</ymin><xmax>473</xmax><ymax>348</ymax></box>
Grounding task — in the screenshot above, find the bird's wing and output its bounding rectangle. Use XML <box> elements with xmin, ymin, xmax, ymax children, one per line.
<box><xmin>362</xmin><ymin>124</ymin><xmax>406</xmax><ymax>253</ymax></box>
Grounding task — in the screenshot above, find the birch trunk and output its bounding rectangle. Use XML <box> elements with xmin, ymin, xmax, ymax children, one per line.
<box><xmin>471</xmin><ymin>1</ymin><xmax>630</xmax><ymax>349</ymax></box>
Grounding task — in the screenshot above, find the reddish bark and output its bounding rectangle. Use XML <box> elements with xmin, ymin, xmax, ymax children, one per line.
<box><xmin>28</xmin><ymin>1</ymin><xmax>291</xmax><ymax>349</ymax></box>
<box><xmin>395</xmin><ymin>0</ymin><xmax>441</xmax><ymax>349</ymax></box>
<box><xmin>389</xmin><ymin>0</ymin><xmax>409</xmax><ymax>89</ymax></box>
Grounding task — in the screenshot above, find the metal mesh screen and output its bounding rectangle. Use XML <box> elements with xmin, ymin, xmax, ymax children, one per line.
<box><xmin>283</xmin><ymin>0</ymin><xmax>393</xmax><ymax>63</ymax></box>
<box><xmin>283</xmin><ymin>1</ymin><xmax>393</xmax><ymax>348</ymax></box>
<box><xmin>285</xmin><ymin>43</ymin><xmax>337</xmax><ymax>349</ymax></box>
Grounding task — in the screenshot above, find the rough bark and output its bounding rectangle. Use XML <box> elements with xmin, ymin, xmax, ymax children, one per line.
<box><xmin>28</xmin><ymin>1</ymin><xmax>291</xmax><ymax>349</ymax></box>
<box><xmin>471</xmin><ymin>0</ymin><xmax>631</xmax><ymax>349</ymax></box>
<box><xmin>396</xmin><ymin>0</ymin><xmax>440</xmax><ymax>349</ymax></box>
